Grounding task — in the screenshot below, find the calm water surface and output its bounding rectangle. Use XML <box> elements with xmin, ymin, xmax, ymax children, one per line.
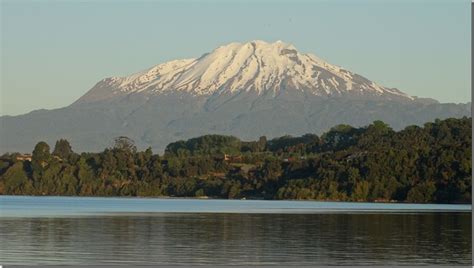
<box><xmin>0</xmin><ymin>196</ymin><xmax>471</xmax><ymax>265</ymax></box>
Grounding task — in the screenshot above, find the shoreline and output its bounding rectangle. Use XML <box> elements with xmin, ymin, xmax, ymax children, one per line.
<box><xmin>1</xmin><ymin>194</ymin><xmax>471</xmax><ymax>206</ymax></box>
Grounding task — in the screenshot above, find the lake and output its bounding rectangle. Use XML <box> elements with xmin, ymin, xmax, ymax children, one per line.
<box><xmin>0</xmin><ymin>196</ymin><xmax>471</xmax><ymax>265</ymax></box>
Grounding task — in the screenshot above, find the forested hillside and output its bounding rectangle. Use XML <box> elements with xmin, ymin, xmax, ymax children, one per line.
<box><xmin>0</xmin><ymin>117</ymin><xmax>471</xmax><ymax>203</ymax></box>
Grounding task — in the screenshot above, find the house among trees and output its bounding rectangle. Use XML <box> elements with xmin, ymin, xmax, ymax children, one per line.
<box><xmin>214</xmin><ymin>153</ymin><xmax>242</xmax><ymax>163</ymax></box>
<box><xmin>52</xmin><ymin>155</ymin><xmax>63</xmax><ymax>162</ymax></box>
<box><xmin>223</xmin><ymin>154</ymin><xmax>242</xmax><ymax>163</ymax></box>
<box><xmin>15</xmin><ymin>154</ymin><xmax>32</xmax><ymax>162</ymax></box>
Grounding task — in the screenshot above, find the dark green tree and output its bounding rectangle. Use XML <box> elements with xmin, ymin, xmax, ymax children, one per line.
<box><xmin>113</xmin><ymin>136</ymin><xmax>137</xmax><ymax>153</ymax></box>
<box><xmin>52</xmin><ymin>139</ymin><xmax>73</xmax><ymax>159</ymax></box>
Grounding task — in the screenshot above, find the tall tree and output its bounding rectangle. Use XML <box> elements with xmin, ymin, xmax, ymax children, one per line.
<box><xmin>113</xmin><ymin>136</ymin><xmax>137</xmax><ymax>153</ymax></box>
<box><xmin>31</xmin><ymin>141</ymin><xmax>51</xmax><ymax>172</ymax></box>
<box><xmin>52</xmin><ymin>139</ymin><xmax>73</xmax><ymax>159</ymax></box>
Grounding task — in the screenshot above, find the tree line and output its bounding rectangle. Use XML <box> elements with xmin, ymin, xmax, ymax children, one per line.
<box><xmin>0</xmin><ymin>117</ymin><xmax>471</xmax><ymax>203</ymax></box>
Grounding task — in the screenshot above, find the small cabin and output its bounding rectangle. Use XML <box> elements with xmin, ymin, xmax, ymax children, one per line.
<box><xmin>215</xmin><ymin>154</ymin><xmax>243</xmax><ymax>163</ymax></box>
<box><xmin>52</xmin><ymin>155</ymin><xmax>63</xmax><ymax>162</ymax></box>
<box><xmin>16</xmin><ymin>154</ymin><xmax>32</xmax><ymax>162</ymax></box>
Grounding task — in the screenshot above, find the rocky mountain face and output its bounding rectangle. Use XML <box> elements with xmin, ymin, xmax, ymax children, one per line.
<box><xmin>1</xmin><ymin>41</ymin><xmax>470</xmax><ymax>153</ymax></box>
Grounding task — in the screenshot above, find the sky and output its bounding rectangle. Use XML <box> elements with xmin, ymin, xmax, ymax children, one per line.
<box><xmin>0</xmin><ymin>0</ymin><xmax>470</xmax><ymax>116</ymax></box>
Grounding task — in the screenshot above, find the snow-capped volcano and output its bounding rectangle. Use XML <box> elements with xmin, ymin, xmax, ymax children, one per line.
<box><xmin>76</xmin><ymin>40</ymin><xmax>412</xmax><ymax>104</ymax></box>
<box><xmin>2</xmin><ymin>40</ymin><xmax>469</xmax><ymax>153</ymax></box>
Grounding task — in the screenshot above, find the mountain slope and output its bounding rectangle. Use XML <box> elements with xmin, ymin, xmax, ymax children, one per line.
<box><xmin>1</xmin><ymin>41</ymin><xmax>470</xmax><ymax>153</ymax></box>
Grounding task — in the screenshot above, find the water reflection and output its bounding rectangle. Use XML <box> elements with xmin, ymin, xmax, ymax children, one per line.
<box><xmin>0</xmin><ymin>213</ymin><xmax>471</xmax><ymax>265</ymax></box>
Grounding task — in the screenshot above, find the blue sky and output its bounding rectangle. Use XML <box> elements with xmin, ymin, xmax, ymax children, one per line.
<box><xmin>1</xmin><ymin>0</ymin><xmax>470</xmax><ymax>116</ymax></box>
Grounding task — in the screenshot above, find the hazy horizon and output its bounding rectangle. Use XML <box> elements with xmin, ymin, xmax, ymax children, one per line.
<box><xmin>1</xmin><ymin>0</ymin><xmax>471</xmax><ymax>116</ymax></box>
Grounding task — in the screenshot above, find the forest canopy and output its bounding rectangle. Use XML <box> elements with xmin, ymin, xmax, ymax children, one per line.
<box><xmin>0</xmin><ymin>117</ymin><xmax>471</xmax><ymax>204</ymax></box>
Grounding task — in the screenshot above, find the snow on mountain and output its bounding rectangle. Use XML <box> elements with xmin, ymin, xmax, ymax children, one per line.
<box><xmin>76</xmin><ymin>40</ymin><xmax>413</xmax><ymax>104</ymax></box>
